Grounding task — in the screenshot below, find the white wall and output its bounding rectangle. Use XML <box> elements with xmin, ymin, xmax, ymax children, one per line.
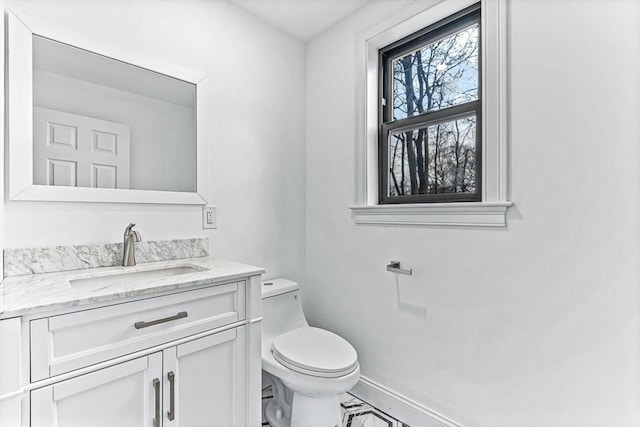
<box><xmin>305</xmin><ymin>1</ymin><xmax>640</xmax><ymax>426</ymax></box>
<box><xmin>4</xmin><ymin>0</ymin><xmax>306</xmax><ymax>282</ymax></box>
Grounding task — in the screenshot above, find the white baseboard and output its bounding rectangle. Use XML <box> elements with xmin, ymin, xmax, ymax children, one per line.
<box><xmin>350</xmin><ymin>375</ymin><xmax>464</xmax><ymax>427</ymax></box>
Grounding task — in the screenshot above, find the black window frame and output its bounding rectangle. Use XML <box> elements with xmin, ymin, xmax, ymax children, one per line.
<box><xmin>378</xmin><ymin>4</ymin><xmax>482</xmax><ymax>204</ymax></box>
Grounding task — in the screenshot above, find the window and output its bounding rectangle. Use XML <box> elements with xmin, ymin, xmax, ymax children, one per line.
<box><xmin>352</xmin><ymin>0</ymin><xmax>510</xmax><ymax>226</ymax></box>
<box><xmin>379</xmin><ymin>5</ymin><xmax>481</xmax><ymax>204</ymax></box>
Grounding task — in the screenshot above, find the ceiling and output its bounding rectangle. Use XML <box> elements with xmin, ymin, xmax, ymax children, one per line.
<box><xmin>229</xmin><ymin>0</ymin><xmax>368</xmax><ymax>42</ymax></box>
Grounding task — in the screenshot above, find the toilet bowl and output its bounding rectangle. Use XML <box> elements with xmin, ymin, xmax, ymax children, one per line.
<box><xmin>261</xmin><ymin>278</ymin><xmax>360</xmax><ymax>427</ymax></box>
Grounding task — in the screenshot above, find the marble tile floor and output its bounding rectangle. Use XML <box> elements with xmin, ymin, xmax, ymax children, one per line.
<box><xmin>262</xmin><ymin>386</ymin><xmax>410</xmax><ymax>427</ymax></box>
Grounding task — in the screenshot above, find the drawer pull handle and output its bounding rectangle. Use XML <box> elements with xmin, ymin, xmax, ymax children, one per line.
<box><xmin>152</xmin><ymin>378</ymin><xmax>160</xmax><ymax>427</ymax></box>
<box><xmin>134</xmin><ymin>311</ymin><xmax>188</xmax><ymax>329</ymax></box>
<box><xmin>167</xmin><ymin>371</ymin><xmax>176</xmax><ymax>421</ymax></box>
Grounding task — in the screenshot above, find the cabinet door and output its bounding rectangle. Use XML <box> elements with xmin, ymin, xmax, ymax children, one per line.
<box><xmin>163</xmin><ymin>326</ymin><xmax>247</xmax><ymax>427</ymax></box>
<box><xmin>31</xmin><ymin>353</ymin><xmax>162</xmax><ymax>427</ymax></box>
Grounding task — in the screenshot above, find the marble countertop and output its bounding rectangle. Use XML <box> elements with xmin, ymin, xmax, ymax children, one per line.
<box><xmin>0</xmin><ymin>257</ymin><xmax>264</xmax><ymax>319</ymax></box>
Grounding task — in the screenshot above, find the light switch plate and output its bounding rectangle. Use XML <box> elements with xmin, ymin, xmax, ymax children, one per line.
<box><xmin>203</xmin><ymin>205</ymin><xmax>217</xmax><ymax>229</ymax></box>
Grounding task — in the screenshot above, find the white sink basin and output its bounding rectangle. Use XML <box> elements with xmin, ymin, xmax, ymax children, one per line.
<box><xmin>69</xmin><ymin>265</ymin><xmax>206</xmax><ymax>290</ymax></box>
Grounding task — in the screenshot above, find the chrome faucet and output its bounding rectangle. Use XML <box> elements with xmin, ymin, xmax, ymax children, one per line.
<box><xmin>122</xmin><ymin>223</ymin><xmax>142</xmax><ymax>267</ymax></box>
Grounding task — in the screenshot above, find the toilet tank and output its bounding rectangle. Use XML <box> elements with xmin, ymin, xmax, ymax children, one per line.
<box><xmin>261</xmin><ymin>278</ymin><xmax>309</xmax><ymax>342</ymax></box>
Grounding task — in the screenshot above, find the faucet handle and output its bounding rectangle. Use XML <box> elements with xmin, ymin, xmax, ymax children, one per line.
<box><xmin>124</xmin><ymin>223</ymin><xmax>136</xmax><ymax>236</ymax></box>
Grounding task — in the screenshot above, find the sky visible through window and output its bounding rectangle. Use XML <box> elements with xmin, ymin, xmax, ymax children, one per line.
<box><xmin>392</xmin><ymin>23</ymin><xmax>479</xmax><ymax>120</ymax></box>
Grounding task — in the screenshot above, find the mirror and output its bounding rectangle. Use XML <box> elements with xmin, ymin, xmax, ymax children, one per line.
<box><xmin>8</xmin><ymin>11</ymin><xmax>208</xmax><ymax>204</ymax></box>
<box><xmin>33</xmin><ymin>36</ymin><xmax>197</xmax><ymax>193</ymax></box>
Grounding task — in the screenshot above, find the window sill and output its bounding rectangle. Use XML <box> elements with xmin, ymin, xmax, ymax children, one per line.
<box><xmin>349</xmin><ymin>202</ymin><xmax>512</xmax><ymax>227</ymax></box>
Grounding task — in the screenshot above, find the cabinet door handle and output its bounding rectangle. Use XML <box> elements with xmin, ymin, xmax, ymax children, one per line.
<box><xmin>167</xmin><ymin>371</ymin><xmax>176</xmax><ymax>421</ymax></box>
<box><xmin>152</xmin><ymin>378</ymin><xmax>160</xmax><ymax>427</ymax></box>
<box><xmin>134</xmin><ymin>311</ymin><xmax>188</xmax><ymax>329</ymax></box>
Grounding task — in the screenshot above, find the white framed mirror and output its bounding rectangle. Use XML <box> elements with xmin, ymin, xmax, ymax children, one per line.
<box><xmin>7</xmin><ymin>10</ymin><xmax>208</xmax><ymax>204</ymax></box>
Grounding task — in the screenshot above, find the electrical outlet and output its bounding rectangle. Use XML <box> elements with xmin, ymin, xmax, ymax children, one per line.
<box><xmin>203</xmin><ymin>206</ymin><xmax>217</xmax><ymax>229</ymax></box>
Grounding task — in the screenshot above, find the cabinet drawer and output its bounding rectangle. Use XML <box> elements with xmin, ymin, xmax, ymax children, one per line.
<box><xmin>31</xmin><ymin>282</ymin><xmax>245</xmax><ymax>382</ymax></box>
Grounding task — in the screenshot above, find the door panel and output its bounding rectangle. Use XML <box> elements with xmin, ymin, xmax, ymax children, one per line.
<box><xmin>31</xmin><ymin>352</ymin><xmax>162</xmax><ymax>427</ymax></box>
<box><xmin>47</xmin><ymin>158</ymin><xmax>77</xmax><ymax>187</ymax></box>
<box><xmin>163</xmin><ymin>327</ymin><xmax>246</xmax><ymax>427</ymax></box>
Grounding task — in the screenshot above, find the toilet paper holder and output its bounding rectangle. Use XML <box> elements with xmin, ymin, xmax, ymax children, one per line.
<box><xmin>386</xmin><ymin>261</ymin><xmax>412</xmax><ymax>276</ymax></box>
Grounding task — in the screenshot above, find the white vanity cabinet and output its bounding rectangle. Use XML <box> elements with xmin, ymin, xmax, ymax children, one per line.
<box><xmin>31</xmin><ymin>327</ymin><xmax>247</xmax><ymax>427</ymax></box>
<box><xmin>0</xmin><ymin>272</ymin><xmax>263</xmax><ymax>427</ymax></box>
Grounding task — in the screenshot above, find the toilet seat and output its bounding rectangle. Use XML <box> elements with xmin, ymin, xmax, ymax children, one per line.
<box><xmin>271</xmin><ymin>327</ymin><xmax>358</xmax><ymax>378</ymax></box>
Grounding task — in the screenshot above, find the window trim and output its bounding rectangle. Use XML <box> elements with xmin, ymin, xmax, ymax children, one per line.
<box><xmin>351</xmin><ymin>0</ymin><xmax>511</xmax><ymax>227</ymax></box>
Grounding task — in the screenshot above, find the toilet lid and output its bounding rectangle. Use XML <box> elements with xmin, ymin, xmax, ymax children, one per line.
<box><xmin>271</xmin><ymin>327</ymin><xmax>358</xmax><ymax>378</ymax></box>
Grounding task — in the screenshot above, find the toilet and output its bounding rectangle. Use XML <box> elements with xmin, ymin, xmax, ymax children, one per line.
<box><xmin>261</xmin><ymin>278</ymin><xmax>360</xmax><ymax>427</ymax></box>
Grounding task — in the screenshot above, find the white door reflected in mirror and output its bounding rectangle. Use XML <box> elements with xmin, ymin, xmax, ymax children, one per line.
<box><xmin>33</xmin><ymin>107</ymin><xmax>131</xmax><ymax>189</ymax></box>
